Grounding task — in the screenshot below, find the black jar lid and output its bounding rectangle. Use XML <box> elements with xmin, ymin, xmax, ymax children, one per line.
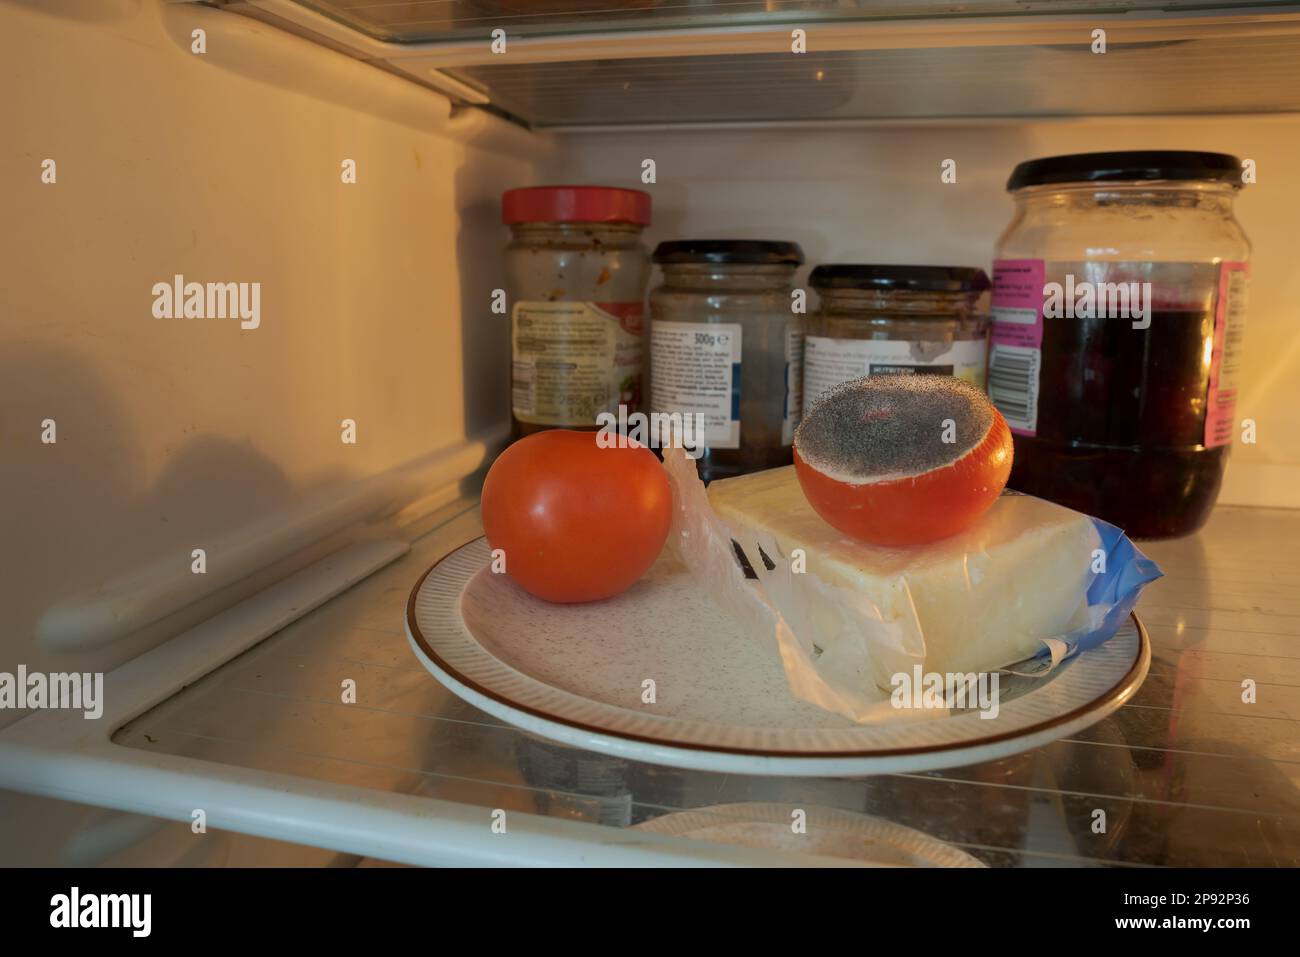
<box><xmin>809</xmin><ymin>264</ymin><xmax>991</xmax><ymax>293</ymax></box>
<box><xmin>653</xmin><ymin>239</ymin><xmax>805</xmax><ymax>265</ymax></box>
<box><xmin>1007</xmin><ymin>151</ymin><xmax>1243</xmax><ymax>191</ymax></box>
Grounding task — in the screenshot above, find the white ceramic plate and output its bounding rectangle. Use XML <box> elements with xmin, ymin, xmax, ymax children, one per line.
<box><xmin>406</xmin><ymin>538</ymin><xmax>1150</xmax><ymax>776</ymax></box>
<box><xmin>635</xmin><ymin>803</ymin><xmax>986</xmax><ymax>867</ymax></box>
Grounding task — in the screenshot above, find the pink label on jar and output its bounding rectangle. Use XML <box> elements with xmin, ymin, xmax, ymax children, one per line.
<box><xmin>988</xmin><ymin>259</ymin><xmax>1045</xmax><ymax>436</ymax></box>
<box><xmin>990</xmin><ymin>259</ymin><xmax>1045</xmax><ymax>348</ymax></box>
<box><xmin>1203</xmin><ymin>262</ymin><xmax>1249</xmax><ymax>449</ymax></box>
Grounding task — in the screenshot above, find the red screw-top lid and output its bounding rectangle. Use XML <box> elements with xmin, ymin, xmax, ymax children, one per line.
<box><xmin>502</xmin><ymin>185</ymin><xmax>652</xmax><ymax>226</ymax></box>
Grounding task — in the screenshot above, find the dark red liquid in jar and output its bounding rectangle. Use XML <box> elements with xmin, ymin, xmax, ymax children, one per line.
<box><xmin>1009</xmin><ymin>303</ymin><xmax>1227</xmax><ymax>538</ymax></box>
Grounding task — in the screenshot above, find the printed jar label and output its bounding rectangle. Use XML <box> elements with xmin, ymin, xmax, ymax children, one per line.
<box><xmin>1204</xmin><ymin>262</ymin><xmax>1250</xmax><ymax>448</ymax></box>
<box><xmin>989</xmin><ymin>259</ymin><xmax>1046</xmax><ymax>436</ymax></box>
<box><xmin>650</xmin><ymin>320</ymin><xmax>742</xmax><ymax>450</ymax></box>
<box><xmin>803</xmin><ymin>335</ymin><xmax>988</xmax><ymax>410</ymax></box>
<box><xmin>783</xmin><ymin>326</ymin><xmax>804</xmax><ymax>446</ymax></box>
<box><xmin>512</xmin><ymin>300</ymin><xmax>643</xmax><ymax>426</ymax></box>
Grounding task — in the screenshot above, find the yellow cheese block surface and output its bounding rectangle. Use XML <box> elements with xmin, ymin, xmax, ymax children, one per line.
<box><xmin>708</xmin><ymin>466</ymin><xmax>1101</xmax><ymax>683</ymax></box>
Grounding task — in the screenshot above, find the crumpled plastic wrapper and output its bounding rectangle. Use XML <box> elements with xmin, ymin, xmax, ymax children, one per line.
<box><xmin>661</xmin><ymin>447</ymin><xmax>1163</xmax><ymax>723</ymax></box>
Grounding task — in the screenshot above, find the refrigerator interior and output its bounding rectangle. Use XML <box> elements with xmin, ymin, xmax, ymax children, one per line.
<box><xmin>2</xmin><ymin>0</ymin><xmax>1299</xmax><ymax>865</ymax></box>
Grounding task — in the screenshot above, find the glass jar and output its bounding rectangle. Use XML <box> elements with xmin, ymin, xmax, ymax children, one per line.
<box><xmin>502</xmin><ymin>185</ymin><xmax>652</xmax><ymax>439</ymax></box>
<box><xmin>991</xmin><ymin>151</ymin><xmax>1250</xmax><ymax>538</ymax></box>
<box><xmin>649</xmin><ymin>240</ymin><xmax>805</xmax><ymax>481</ymax></box>
<box><xmin>803</xmin><ymin>264</ymin><xmax>991</xmax><ymax>410</ymax></box>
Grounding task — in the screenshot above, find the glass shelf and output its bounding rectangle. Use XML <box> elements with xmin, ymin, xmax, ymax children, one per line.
<box><xmin>228</xmin><ymin>0</ymin><xmax>1300</xmax><ymax>125</ymax></box>
<box><xmin>288</xmin><ymin>0</ymin><xmax>1300</xmax><ymax>45</ymax></box>
<box><xmin>448</xmin><ymin>32</ymin><xmax>1300</xmax><ymax>126</ymax></box>
<box><xmin>114</xmin><ymin>500</ymin><xmax>1300</xmax><ymax>866</ymax></box>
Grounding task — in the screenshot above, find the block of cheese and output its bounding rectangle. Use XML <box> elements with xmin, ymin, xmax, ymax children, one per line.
<box><xmin>707</xmin><ymin>465</ymin><xmax>1101</xmax><ymax>689</ymax></box>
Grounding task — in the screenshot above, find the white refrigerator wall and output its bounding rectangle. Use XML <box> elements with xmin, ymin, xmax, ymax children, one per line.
<box><xmin>547</xmin><ymin>120</ymin><xmax>1300</xmax><ymax>512</ymax></box>
<box><xmin>0</xmin><ymin>0</ymin><xmax>550</xmax><ymax>719</ymax></box>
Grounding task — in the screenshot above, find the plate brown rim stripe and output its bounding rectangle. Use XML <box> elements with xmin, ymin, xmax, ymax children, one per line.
<box><xmin>405</xmin><ymin>537</ymin><xmax>1151</xmax><ymax>761</ymax></box>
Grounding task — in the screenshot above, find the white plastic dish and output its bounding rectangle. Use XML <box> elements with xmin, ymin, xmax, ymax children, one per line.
<box><xmin>406</xmin><ymin>538</ymin><xmax>1150</xmax><ymax>776</ymax></box>
<box><xmin>635</xmin><ymin>803</ymin><xmax>986</xmax><ymax>867</ymax></box>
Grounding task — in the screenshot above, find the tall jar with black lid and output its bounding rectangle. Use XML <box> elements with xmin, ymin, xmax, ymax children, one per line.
<box><xmin>803</xmin><ymin>264</ymin><xmax>991</xmax><ymax>411</ymax></box>
<box><xmin>991</xmin><ymin>151</ymin><xmax>1250</xmax><ymax>538</ymax></box>
<box><xmin>649</xmin><ymin>240</ymin><xmax>805</xmax><ymax>481</ymax></box>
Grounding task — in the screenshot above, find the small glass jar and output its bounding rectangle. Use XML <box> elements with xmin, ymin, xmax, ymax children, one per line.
<box><xmin>649</xmin><ymin>240</ymin><xmax>805</xmax><ymax>481</ymax></box>
<box><xmin>502</xmin><ymin>185</ymin><xmax>652</xmax><ymax>439</ymax></box>
<box><xmin>803</xmin><ymin>265</ymin><xmax>991</xmax><ymax>410</ymax></box>
<box><xmin>992</xmin><ymin>151</ymin><xmax>1250</xmax><ymax>538</ymax></box>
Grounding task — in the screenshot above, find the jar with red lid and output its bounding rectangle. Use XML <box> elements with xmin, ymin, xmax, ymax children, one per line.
<box><xmin>501</xmin><ymin>185</ymin><xmax>652</xmax><ymax>439</ymax></box>
<box><xmin>990</xmin><ymin>151</ymin><xmax>1250</xmax><ymax>538</ymax></box>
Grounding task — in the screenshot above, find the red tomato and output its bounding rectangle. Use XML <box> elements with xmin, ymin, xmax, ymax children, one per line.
<box><xmin>794</xmin><ymin>377</ymin><xmax>1014</xmax><ymax>547</ymax></box>
<box><xmin>480</xmin><ymin>430</ymin><xmax>673</xmax><ymax>603</ymax></box>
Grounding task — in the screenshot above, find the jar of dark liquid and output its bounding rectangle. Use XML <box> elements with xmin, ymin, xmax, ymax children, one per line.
<box><xmin>990</xmin><ymin>152</ymin><xmax>1250</xmax><ymax>538</ymax></box>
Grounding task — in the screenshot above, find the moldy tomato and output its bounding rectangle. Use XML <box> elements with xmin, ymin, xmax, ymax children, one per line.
<box><xmin>794</xmin><ymin>376</ymin><xmax>1013</xmax><ymax>547</ymax></box>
